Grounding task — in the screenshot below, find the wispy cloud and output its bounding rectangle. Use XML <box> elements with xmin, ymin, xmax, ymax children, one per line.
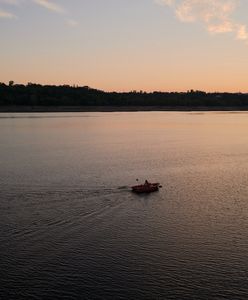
<box><xmin>157</xmin><ymin>0</ymin><xmax>248</xmax><ymax>42</ymax></box>
<box><xmin>0</xmin><ymin>0</ymin><xmax>20</xmax><ymax>4</ymax></box>
<box><xmin>32</xmin><ymin>0</ymin><xmax>64</xmax><ymax>14</ymax></box>
<box><xmin>0</xmin><ymin>8</ymin><xmax>16</xmax><ymax>18</ymax></box>
<box><xmin>66</xmin><ymin>18</ymin><xmax>78</xmax><ymax>27</ymax></box>
<box><xmin>32</xmin><ymin>1</ymin><xmax>78</xmax><ymax>27</ymax></box>
<box><xmin>0</xmin><ymin>0</ymin><xmax>78</xmax><ymax>26</ymax></box>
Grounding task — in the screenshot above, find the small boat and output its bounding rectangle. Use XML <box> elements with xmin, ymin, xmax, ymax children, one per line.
<box><xmin>132</xmin><ymin>180</ymin><xmax>160</xmax><ymax>194</ymax></box>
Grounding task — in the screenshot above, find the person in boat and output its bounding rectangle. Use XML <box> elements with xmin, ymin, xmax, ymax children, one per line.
<box><xmin>144</xmin><ymin>180</ymin><xmax>150</xmax><ymax>185</ymax></box>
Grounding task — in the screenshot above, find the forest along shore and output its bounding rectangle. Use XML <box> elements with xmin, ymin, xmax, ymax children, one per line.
<box><xmin>1</xmin><ymin>84</ymin><xmax>248</xmax><ymax>111</ymax></box>
<box><xmin>2</xmin><ymin>106</ymin><xmax>248</xmax><ymax>112</ymax></box>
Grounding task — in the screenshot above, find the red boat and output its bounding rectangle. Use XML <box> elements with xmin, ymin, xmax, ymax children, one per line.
<box><xmin>132</xmin><ymin>181</ymin><xmax>160</xmax><ymax>194</ymax></box>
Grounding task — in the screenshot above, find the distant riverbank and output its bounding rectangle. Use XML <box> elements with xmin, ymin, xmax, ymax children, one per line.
<box><xmin>2</xmin><ymin>84</ymin><xmax>248</xmax><ymax>110</ymax></box>
<box><xmin>2</xmin><ymin>106</ymin><xmax>248</xmax><ymax>112</ymax></box>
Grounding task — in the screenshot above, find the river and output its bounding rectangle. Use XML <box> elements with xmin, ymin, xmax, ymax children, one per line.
<box><xmin>0</xmin><ymin>112</ymin><xmax>248</xmax><ymax>299</ymax></box>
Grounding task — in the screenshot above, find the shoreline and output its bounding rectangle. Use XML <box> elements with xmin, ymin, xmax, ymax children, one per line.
<box><xmin>1</xmin><ymin>105</ymin><xmax>248</xmax><ymax>113</ymax></box>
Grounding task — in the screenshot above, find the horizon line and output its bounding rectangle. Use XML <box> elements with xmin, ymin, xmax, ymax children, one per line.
<box><xmin>1</xmin><ymin>81</ymin><xmax>248</xmax><ymax>94</ymax></box>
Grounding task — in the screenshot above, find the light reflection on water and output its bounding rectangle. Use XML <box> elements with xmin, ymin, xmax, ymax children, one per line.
<box><xmin>0</xmin><ymin>112</ymin><xmax>248</xmax><ymax>299</ymax></box>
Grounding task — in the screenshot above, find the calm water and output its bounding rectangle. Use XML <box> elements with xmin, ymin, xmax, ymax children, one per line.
<box><xmin>1</xmin><ymin>112</ymin><xmax>248</xmax><ymax>299</ymax></box>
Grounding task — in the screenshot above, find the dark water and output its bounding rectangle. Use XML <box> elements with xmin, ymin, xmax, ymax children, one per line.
<box><xmin>1</xmin><ymin>112</ymin><xmax>248</xmax><ymax>299</ymax></box>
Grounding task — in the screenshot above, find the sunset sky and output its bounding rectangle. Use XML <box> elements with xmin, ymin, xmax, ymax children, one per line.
<box><xmin>1</xmin><ymin>0</ymin><xmax>248</xmax><ymax>92</ymax></box>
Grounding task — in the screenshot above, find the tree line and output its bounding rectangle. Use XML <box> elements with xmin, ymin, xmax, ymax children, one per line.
<box><xmin>1</xmin><ymin>82</ymin><xmax>248</xmax><ymax>107</ymax></box>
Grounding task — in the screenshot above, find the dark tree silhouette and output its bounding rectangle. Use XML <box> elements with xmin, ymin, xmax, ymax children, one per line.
<box><xmin>0</xmin><ymin>82</ymin><xmax>248</xmax><ymax>108</ymax></box>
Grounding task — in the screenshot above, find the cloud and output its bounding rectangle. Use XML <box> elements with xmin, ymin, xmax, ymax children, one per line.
<box><xmin>0</xmin><ymin>8</ymin><xmax>16</xmax><ymax>18</ymax></box>
<box><xmin>0</xmin><ymin>0</ymin><xmax>78</xmax><ymax>26</ymax></box>
<box><xmin>155</xmin><ymin>0</ymin><xmax>174</xmax><ymax>5</ymax></box>
<box><xmin>0</xmin><ymin>0</ymin><xmax>20</xmax><ymax>4</ymax></box>
<box><xmin>32</xmin><ymin>0</ymin><xmax>64</xmax><ymax>14</ymax></box>
<box><xmin>157</xmin><ymin>0</ymin><xmax>248</xmax><ymax>42</ymax></box>
<box><xmin>32</xmin><ymin>1</ymin><xmax>79</xmax><ymax>27</ymax></box>
<box><xmin>66</xmin><ymin>18</ymin><xmax>78</xmax><ymax>27</ymax></box>
<box><xmin>237</xmin><ymin>25</ymin><xmax>248</xmax><ymax>40</ymax></box>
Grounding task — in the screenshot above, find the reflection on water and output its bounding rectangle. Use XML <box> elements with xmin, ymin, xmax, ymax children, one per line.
<box><xmin>0</xmin><ymin>112</ymin><xmax>248</xmax><ymax>299</ymax></box>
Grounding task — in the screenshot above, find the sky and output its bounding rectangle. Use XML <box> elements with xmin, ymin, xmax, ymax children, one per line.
<box><xmin>1</xmin><ymin>0</ymin><xmax>248</xmax><ymax>92</ymax></box>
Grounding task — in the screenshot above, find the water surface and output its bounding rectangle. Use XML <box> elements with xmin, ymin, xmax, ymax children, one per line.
<box><xmin>1</xmin><ymin>112</ymin><xmax>248</xmax><ymax>299</ymax></box>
